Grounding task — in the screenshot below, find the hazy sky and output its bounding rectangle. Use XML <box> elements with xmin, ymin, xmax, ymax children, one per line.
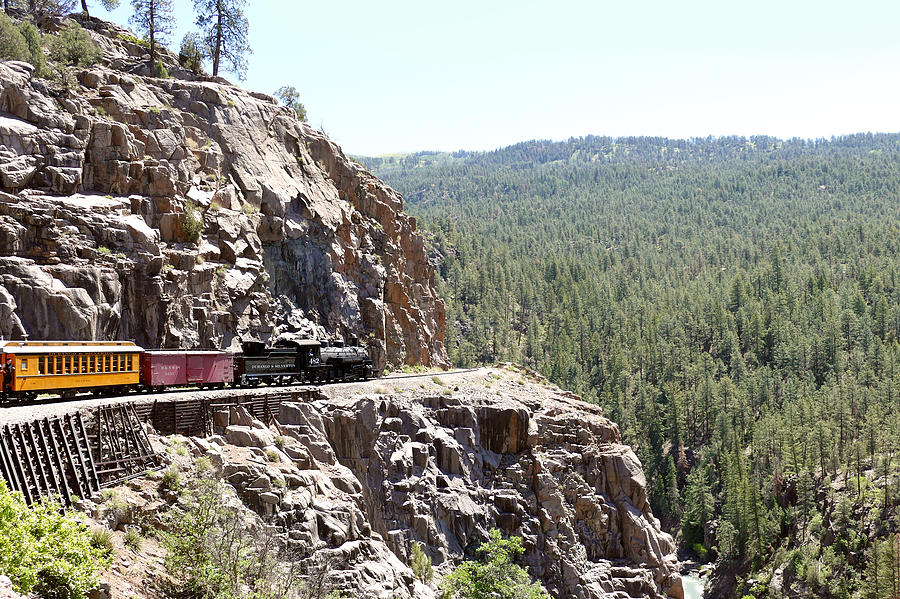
<box><xmin>97</xmin><ymin>0</ymin><xmax>900</xmax><ymax>156</ymax></box>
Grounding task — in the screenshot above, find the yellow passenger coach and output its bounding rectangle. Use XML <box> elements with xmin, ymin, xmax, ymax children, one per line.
<box><xmin>0</xmin><ymin>340</ymin><xmax>143</xmax><ymax>400</ymax></box>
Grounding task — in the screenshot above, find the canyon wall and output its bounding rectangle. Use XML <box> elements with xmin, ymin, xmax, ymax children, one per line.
<box><xmin>0</xmin><ymin>16</ymin><xmax>446</xmax><ymax>369</ymax></box>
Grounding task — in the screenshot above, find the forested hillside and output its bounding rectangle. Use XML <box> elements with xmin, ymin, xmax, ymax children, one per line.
<box><xmin>362</xmin><ymin>134</ymin><xmax>900</xmax><ymax>598</ymax></box>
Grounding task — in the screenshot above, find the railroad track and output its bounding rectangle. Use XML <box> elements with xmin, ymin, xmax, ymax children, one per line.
<box><xmin>0</xmin><ymin>369</ymin><xmax>482</xmax><ymax>424</ymax></box>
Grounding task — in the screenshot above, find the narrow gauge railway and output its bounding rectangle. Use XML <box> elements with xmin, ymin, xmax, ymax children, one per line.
<box><xmin>0</xmin><ymin>337</ymin><xmax>378</xmax><ymax>404</ymax></box>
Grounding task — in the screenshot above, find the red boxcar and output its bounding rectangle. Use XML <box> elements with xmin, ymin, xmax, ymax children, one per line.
<box><xmin>141</xmin><ymin>351</ymin><xmax>233</xmax><ymax>388</ymax></box>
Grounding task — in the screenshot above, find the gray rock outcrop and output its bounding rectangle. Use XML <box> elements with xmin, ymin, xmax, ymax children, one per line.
<box><xmin>0</xmin><ymin>18</ymin><xmax>446</xmax><ymax>369</ymax></box>
<box><xmin>191</xmin><ymin>369</ymin><xmax>683</xmax><ymax>598</ymax></box>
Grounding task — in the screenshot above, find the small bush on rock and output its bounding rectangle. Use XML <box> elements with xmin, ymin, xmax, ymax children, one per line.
<box><xmin>0</xmin><ymin>482</ymin><xmax>111</xmax><ymax>599</ymax></box>
<box><xmin>48</xmin><ymin>21</ymin><xmax>102</xmax><ymax>67</ymax></box>
<box><xmin>153</xmin><ymin>59</ymin><xmax>169</xmax><ymax>78</ymax></box>
<box><xmin>159</xmin><ymin>467</ymin><xmax>182</xmax><ymax>492</ymax></box>
<box><xmin>410</xmin><ymin>542</ymin><xmax>433</xmax><ymax>584</ymax></box>
<box><xmin>180</xmin><ymin>200</ymin><xmax>203</xmax><ymax>243</ymax></box>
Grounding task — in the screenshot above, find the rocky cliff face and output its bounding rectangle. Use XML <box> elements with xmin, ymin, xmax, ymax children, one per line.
<box><xmin>96</xmin><ymin>368</ymin><xmax>682</xmax><ymax>598</ymax></box>
<box><xmin>0</xmin><ymin>16</ymin><xmax>446</xmax><ymax>369</ymax></box>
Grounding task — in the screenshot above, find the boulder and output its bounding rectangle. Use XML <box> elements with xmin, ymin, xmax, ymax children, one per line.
<box><xmin>224</xmin><ymin>425</ymin><xmax>275</xmax><ymax>448</ymax></box>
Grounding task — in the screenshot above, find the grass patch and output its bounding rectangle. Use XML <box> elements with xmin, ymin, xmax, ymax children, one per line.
<box><xmin>159</xmin><ymin>467</ymin><xmax>182</xmax><ymax>493</ymax></box>
<box><xmin>123</xmin><ymin>528</ymin><xmax>143</xmax><ymax>553</ymax></box>
<box><xmin>89</xmin><ymin>528</ymin><xmax>114</xmax><ymax>557</ymax></box>
<box><xmin>194</xmin><ymin>456</ymin><xmax>212</xmax><ymax>475</ymax></box>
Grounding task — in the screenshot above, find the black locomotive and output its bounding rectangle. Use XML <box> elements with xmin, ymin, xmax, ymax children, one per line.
<box><xmin>233</xmin><ymin>337</ymin><xmax>377</xmax><ymax>386</ymax></box>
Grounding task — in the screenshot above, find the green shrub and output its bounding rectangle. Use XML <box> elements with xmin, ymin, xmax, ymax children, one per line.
<box><xmin>691</xmin><ymin>542</ymin><xmax>709</xmax><ymax>563</ymax></box>
<box><xmin>410</xmin><ymin>542</ymin><xmax>433</xmax><ymax>584</ymax></box>
<box><xmin>152</xmin><ymin>59</ymin><xmax>168</xmax><ymax>78</ymax></box>
<box><xmin>48</xmin><ymin>21</ymin><xmax>102</xmax><ymax>67</ymax></box>
<box><xmin>440</xmin><ymin>529</ymin><xmax>548</xmax><ymax>599</ymax></box>
<box><xmin>0</xmin><ymin>11</ymin><xmax>30</xmax><ymax>62</ymax></box>
<box><xmin>161</xmin><ymin>478</ymin><xmax>304</xmax><ymax>599</ymax></box>
<box><xmin>0</xmin><ymin>482</ymin><xmax>111</xmax><ymax>599</ymax></box>
<box><xmin>179</xmin><ymin>200</ymin><xmax>203</xmax><ymax>243</ymax></box>
<box><xmin>18</xmin><ymin>21</ymin><xmax>48</xmax><ymax>77</ymax></box>
<box><xmin>265</xmin><ymin>449</ymin><xmax>280</xmax><ymax>463</ymax></box>
<box><xmin>116</xmin><ymin>33</ymin><xmax>149</xmax><ymax>48</ymax></box>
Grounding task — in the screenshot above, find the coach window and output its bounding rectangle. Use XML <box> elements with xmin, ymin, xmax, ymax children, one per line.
<box><xmin>21</xmin><ymin>358</ymin><xmax>27</xmax><ymax>371</ymax></box>
<box><xmin>119</xmin><ymin>355</ymin><xmax>125</xmax><ymax>372</ymax></box>
<box><xmin>128</xmin><ymin>355</ymin><xmax>133</xmax><ymax>371</ymax></box>
<box><xmin>38</xmin><ymin>356</ymin><xmax>45</xmax><ymax>374</ymax></box>
<box><xmin>80</xmin><ymin>355</ymin><xmax>86</xmax><ymax>373</ymax></box>
<box><xmin>56</xmin><ymin>355</ymin><xmax>62</xmax><ymax>374</ymax></box>
<box><xmin>91</xmin><ymin>355</ymin><xmax>97</xmax><ymax>373</ymax></box>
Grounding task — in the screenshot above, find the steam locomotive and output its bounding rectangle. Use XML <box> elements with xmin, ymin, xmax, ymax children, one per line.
<box><xmin>0</xmin><ymin>337</ymin><xmax>378</xmax><ymax>403</ymax></box>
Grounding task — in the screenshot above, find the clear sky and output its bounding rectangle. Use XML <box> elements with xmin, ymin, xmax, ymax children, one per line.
<box><xmin>96</xmin><ymin>0</ymin><xmax>900</xmax><ymax>156</ymax></box>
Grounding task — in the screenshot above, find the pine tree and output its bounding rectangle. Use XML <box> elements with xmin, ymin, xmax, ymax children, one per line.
<box><xmin>21</xmin><ymin>0</ymin><xmax>75</xmax><ymax>17</ymax></box>
<box><xmin>129</xmin><ymin>0</ymin><xmax>173</xmax><ymax>66</ymax></box>
<box><xmin>274</xmin><ymin>85</ymin><xmax>307</xmax><ymax>121</ymax></box>
<box><xmin>78</xmin><ymin>0</ymin><xmax>118</xmax><ymax>18</ymax></box>
<box><xmin>192</xmin><ymin>0</ymin><xmax>249</xmax><ymax>79</ymax></box>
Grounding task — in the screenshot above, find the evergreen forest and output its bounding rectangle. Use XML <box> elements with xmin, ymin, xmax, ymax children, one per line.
<box><xmin>362</xmin><ymin>134</ymin><xmax>900</xmax><ymax>598</ymax></box>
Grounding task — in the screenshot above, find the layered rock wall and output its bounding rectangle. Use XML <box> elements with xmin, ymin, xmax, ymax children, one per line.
<box><xmin>0</xmin><ymin>17</ymin><xmax>446</xmax><ymax>368</ymax></box>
